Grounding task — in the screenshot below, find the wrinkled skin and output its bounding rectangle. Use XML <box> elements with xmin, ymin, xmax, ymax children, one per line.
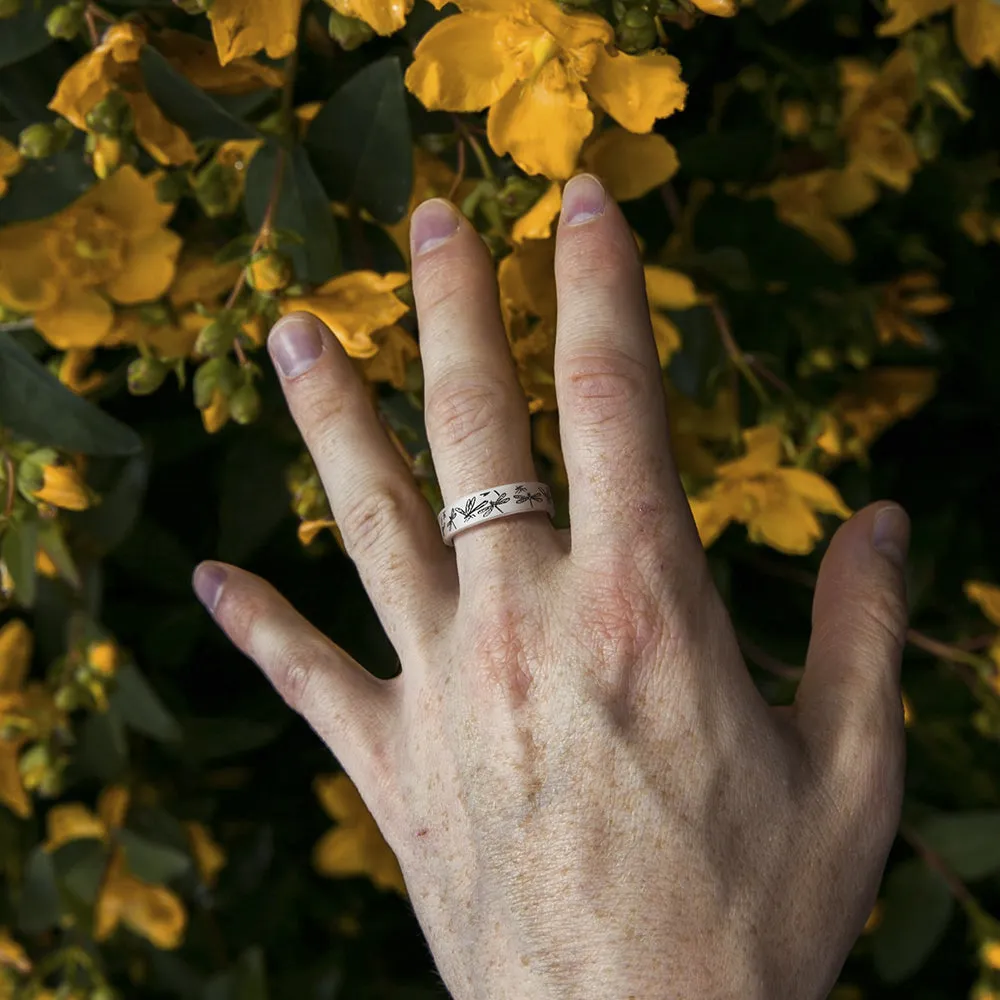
<box><xmin>194</xmin><ymin>175</ymin><xmax>909</xmax><ymax>1000</ymax></box>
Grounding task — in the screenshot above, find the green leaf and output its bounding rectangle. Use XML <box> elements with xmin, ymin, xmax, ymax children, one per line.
<box><xmin>139</xmin><ymin>46</ymin><xmax>260</xmax><ymax>141</ymax></box>
<box><xmin>205</xmin><ymin>947</ymin><xmax>269</xmax><ymax>1000</ymax></box>
<box><xmin>915</xmin><ymin>811</ymin><xmax>1000</xmax><ymax>880</ymax></box>
<box><xmin>37</xmin><ymin>521</ymin><xmax>81</xmax><ymax>589</ymax></box>
<box><xmin>0</xmin><ymin>142</ymin><xmax>94</xmax><ymax>224</ymax></box>
<box><xmin>872</xmin><ymin>859</ymin><xmax>953</xmax><ymax>984</ymax></box>
<box><xmin>0</xmin><ymin>0</ymin><xmax>56</xmax><ymax>70</ymax></box>
<box><xmin>245</xmin><ymin>142</ymin><xmax>341</xmax><ymax>286</ymax></box>
<box><xmin>71</xmin><ymin>453</ymin><xmax>149</xmax><ymax>556</ymax></box>
<box><xmin>76</xmin><ymin>704</ymin><xmax>129</xmax><ymax>782</ymax></box>
<box><xmin>0</xmin><ymin>335</ymin><xmax>143</xmax><ymax>455</ymax></box>
<box><xmin>1</xmin><ymin>520</ymin><xmax>38</xmax><ymax>608</ymax></box>
<box><xmin>55</xmin><ymin>839</ymin><xmax>109</xmax><ymax>906</ymax></box>
<box><xmin>112</xmin><ymin>662</ymin><xmax>182</xmax><ymax>743</ymax></box>
<box><xmin>180</xmin><ymin>716</ymin><xmax>288</xmax><ymax>764</ymax></box>
<box><xmin>664</xmin><ymin>305</ymin><xmax>727</xmax><ymax>406</ymax></box>
<box><xmin>118</xmin><ymin>829</ymin><xmax>191</xmax><ymax>883</ymax></box>
<box><xmin>16</xmin><ymin>846</ymin><xmax>61</xmax><ymax>934</ymax></box>
<box><xmin>305</xmin><ymin>56</ymin><xmax>413</xmax><ymax>224</ymax></box>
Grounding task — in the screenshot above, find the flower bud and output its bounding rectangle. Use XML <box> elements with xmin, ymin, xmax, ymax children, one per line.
<box><xmin>85</xmin><ymin>91</ymin><xmax>133</xmax><ymax>137</ymax></box>
<box><xmin>91</xmin><ymin>136</ymin><xmax>126</xmax><ymax>179</ymax></box>
<box><xmin>689</xmin><ymin>0</ymin><xmax>738</xmax><ymax>14</ymax></box>
<box><xmin>246</xmin><ymin>251</ymin><xmax>291</xmax><ymax>294</ymax></box>
<box><xmin>86</xmin><ymin>640</ymin><xmax>118</xmax><ymax>678</ymax></box>
<box><xmin>194</xmin><ymin>357</ymin><xmax>239</xmax><ymax>409</ymax></box>
<box><xmin>229</xmin><ymin>383</ymin><xmax>261</xmax><ymax>425</ymax></box>
<box><xmin>497</xmin><ymin>175</ymin><xmax>547</xmax><ymax>219</ymax></box>
<box><xmin>611</xmin><ymin>0</ymin><xmax>649</xmax><ymax>18</ymax></box>
<box><xmin>54</xmin><ymin>686</ymin><xmax>82</xmax><ymax>712</ymax></box>
<box><xmin>45</xmin><ymin>3</ymin><xmax>84</xmax><ymax>39</ymax></box>
<box><xmin>0</xmin><ymin>0</ymin><xmax>22</xmax><ymax>19</ymax></box>
<box><xmin>156</xmin><ymin>171</ymin><xmax>190</xmax><ymax>203</ymax></box>
<box><xmin>15</xmin><ymin>458</ymin><xmax>44</xmax><ymax>496</ymax></box>
<box><xmin>18</xmin><ymin>743</ymin><xmax>51</xmax><ymax>786</ymax></box>
<box><xmin>127</xmin><ymin>356</ymin><xmax>169</xmax><ymax>396</ymax></box>
<box><xmin>18</xmin><ymin>123</ymin><xmax>61</xmax><ymax>160</ymax></box>
<box><xmin>616</xmin><ymin>7</ymin><xmax>657</xmax><ymax>53</ymax></box>
<box><xmin>327</xmin><ymin>8</ymin><xmax>373</xmax><ymax>49</ymax></box>
<box><xmin>194</xmin><ymin>319</ymin><xmax>235</xmax><ymax>358</ymax></box>
<box><xmin>194</xmin><ymin>161</ymin><xmax>240</xmax><ymax>217</ymax></box>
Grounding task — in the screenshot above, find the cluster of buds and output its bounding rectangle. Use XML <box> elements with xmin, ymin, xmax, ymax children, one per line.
<box><xmin>17</xmin><ymin>119</ymin><xmax>74</xmax><ymax>160</ymax></box>
<box><xmin>45</xmin><ymin>0</ymin><xmax>87</xmax><ymax>39</ymax></box>
<box><xmin>286</xmin><ymin>452</ymin><xmax>331</xmax><ymax>524</ymax></box>
<box><xmin>194</xmin><ymin>354</ymin><xmax>262</xmax><ymax>427</ymax></box>
<box><xmin>84</xmin><ymin>90</ymin><xmax>139</xmax><ymax>179</ymax></box>
<box><xmin>53</xmin><ymin>637</ymin><xmax>120</xmax><ymax>714</ymax></box>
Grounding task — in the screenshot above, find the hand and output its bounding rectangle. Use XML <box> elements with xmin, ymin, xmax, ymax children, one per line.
<box><xmin>192</xmin><ymin>174</ymin><xmax>909</xmax><ymax>1000</ymax></box>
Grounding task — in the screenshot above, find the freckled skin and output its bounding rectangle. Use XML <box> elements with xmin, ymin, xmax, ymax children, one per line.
<box><xmin>210</xmin><ymin>187</ymin><xmax>910</xmax><ymax>1000</ymax></box>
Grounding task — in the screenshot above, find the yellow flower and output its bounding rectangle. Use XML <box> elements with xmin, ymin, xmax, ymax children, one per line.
<box><xmin>405</xmin><ymin>0</ymin><xmax>686</xmax><ymax>179</ymax></box>
<box><xmin>323</xmin><ymin>0</ymin><xmax>412</xmax><ymax>34</ymax></box>
<box><xmin>877</xmin><ymin>0</ymin><xmax>1000</xmax><ymax>70</ymax></box>
<box><xmin>313</xmin><ymin>773</ymin><xmax>406</xmax><ymax>896</ymax></box>
<box><xmin>0</xmin><ymin>138</ymin><xmax>22</xmax><ymax>198</ymax></box>
<box><xmin>689</xmin><ymin>424</ymin><xmax>852</xmax><ymax>554</ymax></box>
<box><xmin>667</xmin><ymin>384</ymin><xmax>740</xmax><ymax>481</ymax></box>
<box><xmin>981</xmin><ymin>939</ymin><xmax>1000</xmax><ymax>970</ymax></box>
<box><xmin>0</xmin><ymin>166</ymin><xmax>182</xmax><ymax>351</ymax></box>
<box><xmin>0</xmin><ymin>929</ymin><xmax>30</xmax><ymax>975</ymax></box>
<box><xmin>210</xmin><ymin>0</ymin><xmax>303</xmax><ymax>65</ymax></box>
<box><xmin>361</xmin><ymin>325</ymin><xmax>420</xmax><ymax>389</ymax></box>
<box><xmin>875</xmin><ymin>272</ymin><xmax>951</xmax><ymax>347</ymax></box>
<box><xmin>50</xmin><ymin>24</ymin><xmax>197</xmax><ymax>167</ymax></box>
<box><xmin>33</xmin><ymin>463</ymin><xmax>91</xmax><ymax>511</ymax></box>
<box><xmin>45</xmin><ymin>786</ymin><xmax>187</xmax><ymax>950</ymax></box>
<box><xmin>964</xmin><ymin>580</ymin><xmax>1000</xmax><ymax>673</ymax></box>
<box><xmin>839</xmin><ymin>50</ymin><xmax>919</xmax><ymax>192</ymax></box>
<box><xmin>153</xmin><ymin>28</ymin><xmax>283</xmax><ymax>92</ymax></box>
<box><xmin>644</xmin><ymin>265</ymin><xmax>699</xmax><ymax>367</ymax></box>
<box><xmin>186</xmin><ymin>822</ymin><xmax>227</xmax><ymax>887</ymax></box>
<box><xmin>763</xmin><ymin>166</ymin><xmax>878</xmax><ymax>262</ymax></box>
<box><xmin>58</xmin><ymin>350</ymin><xmax>105</xmax><ymax>395</ymax></box>
<box><xmin>818</xmin><ymin>367</ymin><xmax>937</xmax><ymax>462</ymax></box>
<box><xmin>0</xmin><ymin>621</ymin><xmax>33</xmax><ymax>820</ymax></box>
<box><xmin>282</xmin><ymin>271</ymin><xmax>410</xmax><ymax>358</ymax></box>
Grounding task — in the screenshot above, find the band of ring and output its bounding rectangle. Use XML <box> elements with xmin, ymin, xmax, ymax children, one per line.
<box><xmin>438</xmin><ymin>481</ymin><xmax>554</xmax><ymax>545</ymax></box>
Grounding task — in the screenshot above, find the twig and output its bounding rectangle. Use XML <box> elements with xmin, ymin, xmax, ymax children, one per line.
<box><xmin>906</xmin><ymin>628</ymin><xmax>988</xmax><ymax>671</ymax></box>
<box><xmin>451</xmin><ymin>114</ymin><xmax>493</xmax><ymax>181</ymax></box>
<box><xmin>448</xmin><ymin>137</ymin><xmax>467</xmax><ymax>202</ymax></box>
<box><xmin>710</xmin><ymin>297</ymin><xmax>770</xmax><ymax>406</ymax></box>
<box><xmin>738</xmin><ymin>632</ymin><xmax>803</xmax><ymax>680</ymax></box>
<box><xmin>83</xmin><ymin>5</ymin><xmax>100</xmax><ymax>46</ymax></box>
<box><xmin>900</xmin><ymin>822</ymin><xmax>978</xmax><ymax>909</ymax></box>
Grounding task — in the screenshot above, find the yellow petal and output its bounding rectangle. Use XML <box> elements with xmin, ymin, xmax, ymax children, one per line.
<box><xmin>488</xmin><ymin>65</ymin><xmax>592</xmax><ymax>180</ymax></box>
<box><xmin>0</xmin><ymin>745</ymin><xmax>31</xmax><ymax>819</ymax></box>
<box><xmin>187</xmin><ymin>822</ymin><xmax>226</xmax><ymax>886</ymax></box>
<box><xmin>98</xmin><ymin>785</ymin><xmax>129</xmax><ymax>831</ymax></box>
<box><xmin>0</xmin><ymin>929</ymin><xmax>31</xmax><ymax>974</ymax></box>
<box><xmin>587</xmin><ymin>48</ymin><xmax>686</xmax><ymax>134</ymax></box>
<box><xmin>965</xmin><ymin>581</ymin><xmax>1000</xmax><ymax>627</ymax></box>
<box><xmin>85</xmin><ymin>165</ymin><xmax>175</xmax><ymax>237</ymax></box>
<box><xmin>822</xmin><ymin>167</ymin><xmax>880</xmax><ymax>217</ymax></box>
<box><xmin>361</xmin><ymin>324</ymin><xmax>420</xmax><ymax>389</ymax></box>
<box><xmin>34</xmin><ymin>290</ymin><xmax>115</xmax><ymax>350</ymax></box>
<box><xmin>649</xmin><ymin>312</ymin><xmax>681</xmax><ymax>367</ymax></box>
<box><xmin>644</xmin><ymin>265</ymin><xmax>699</xmax><ymax>310</ymax></box>
<box><xmin>48</xmin><ymin>50</ymin><xmax>116</xmax><ymax>131</ymax></box>
<box><xmin>34</xmin><ymin>464</ymin><xmax>91</xmax><ymax>511</ymax></box>
<box><xmin>98</xmin><ymin>851</ymin><xmax>187</xmax><ymax>949</ymax></box>
<box><xmin>876</xmin><ymin>0</ymin><xmax>952</xmax><ymax>33</ymax></box>
<box><xmin>688</xmin><ymin>489</ymin><xmax>734</xmax><ymax>549</ymax></box>
<box><xmin>154</xmin><ymin>28</ymin><xmax>283</xmax><ymax>94</ymax></box>
<box><xmin>106</xmin><ymin>228</ymin><xmax>183</xmax><ymax>305</ymax></box>
<box><xmin>747</xmin><ymin>489</ymin><xmax>824</xmax><ymax>555</ymax></box>
<box><xmin>0</xmin><ymin>221</ymin><xmax>61</xmax><ymax>312</ymax></box>
<box><xmin>779</xmin><ymin>468</ymin><xmax>852</xmax><ymax>518</ymax></box>
<box><xmin>326</xmin><ymin>0</ymin><xmax>412</xmax><ymax>34</ymax></box>
<box><xmin>59</xmin><ymin>348</ymin><xmax>105</xmax><ymax>395</ymax></box>
<box><xmin>0</xmin><ymin>621</ymin><xmax>32</xmax><ymax>694</ymax></box>
<box><xmin>314</xmin><ymin>772</ymin><xmax>361</xmax><ymax>824</ymax></box>
<box><xmin>512</xmin><ymin>182</ymin><xmax>562</xmax><ymax>243</ymax></box>
<box><xmin>581</xmin><ymin>129</ymin><xmax>678</xmax><ymax>201</ymax></box>
<box><xmin>954</xmin><ymin>0</ymin><xmax>1000</xmax><ymax>69</ymax></box>
<box><xmin>405</xmin><ymin>11</ymin><xmax>521</xmax><ymax>111</ymax></box>
<box><xmin>202</xmin><ymin>390</ymin><xmax>231</xmax><ymax>434</ymax></box>
<box><xmin>717</xmin><ymin>424</ymin><xmax>784</xmax><ymax>477</ymax></box>
<box><xmin>313</xmin><ymin>827</ymin><xmax>367</xmax><ymax>876</ymax></box>
<box><xmin>127</xmin><ymin>91</ymin><xmax>198</xmax><ymax>166</ymax></box>
<box><xmin>298</xmin><ymin>519</ymin><xmax>342</xmax><ymax>547</ymax></box>
<box><xmin>282</xmin><ymin>271</ymin><xmax>408</xmax><ymax>358</ymax></box>
<box><xmin>45</xmin><ymin>803</ymin><xmax>107</xmax><ymax>850</ymax></box>
<box><xmin>210</xmin><ymin>0</ymin><xmax>302</xmax><ymax>64</ymax></box>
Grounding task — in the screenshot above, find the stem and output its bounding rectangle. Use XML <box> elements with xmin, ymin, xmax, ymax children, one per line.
<box><xmin>2</xmin><ymin>453</ymin><xmax>14</xmax><ymax>519</ymax></box>
<box><xmin>452</xmin><ymin>114</ymin><xmax>494</xmax><ymax>181</ymax></box>
<box><xmin>710</xmin><ymin>297</ymin><xmax>770</xmax><ymax>406</ymax></box>
<box><xmin>448</xmin><ymin>138</ymin><xmax>467</xmax><ymax>203</ymax></box>
<box><xmin>738</xmin><ymin>632</ymin><xmax>803</xmax><ymax>680</ymax></box>
<box><xmin>83</xmin><ymin>6</ymin><xmax>100</xmax><ymax>46</ymax></box>
<box><xmin>900</xmin><ymin>822</ymin><xmax>978</xmax><ymax>909</ymax></box>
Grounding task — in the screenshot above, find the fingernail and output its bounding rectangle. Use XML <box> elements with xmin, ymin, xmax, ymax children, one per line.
<box><xmin>561</xmin><ymin>173</ymin><xmax>606</xmax><ymax>226</ymax></box>
<box><xmin>872</xmin><ymin>504</ymin><xmax>910</xmax><ymax>569</ymax></box>
<box><xmin>193</xmin><ymin>563</ymin><xmax>227</xmax><ymax>613</ymax></box>
<box><xmin>269</xmin><ymin>314</ymin><xmax>324</xmax><ymax>379</ymax></box>
<box><xmin>411</xmin><ymin>198</ymin><xmax>461</xmax><ymax>256</ymax></box>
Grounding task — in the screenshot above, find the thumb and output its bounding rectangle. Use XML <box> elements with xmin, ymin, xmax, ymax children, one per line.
<box><xmin>794</xmin><ymin>502</ymin><xmax>910</xmax><ymax>789</ymax></box>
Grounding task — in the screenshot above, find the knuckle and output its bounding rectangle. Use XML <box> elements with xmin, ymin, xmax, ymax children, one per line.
<box><xmin>415</xmin><ymin>255</ymin><xmax>478</xmax><ymax>321</ymax></box>
<box><xmin>854</xmin><ymin>586</ymin><xmax>909</xmax><ymax>659</ymax></box>
<box><xmin>338</xmin><ymin>485</ymin><xmax>409</xmax><ymax>564</ymax></box>
<box><xmin>425</xmin><ymin>376</ymin><xmax>511</xmax><ymax>450</ymax></box>
<box><xmin>268</xmin><ymin>640</ymin><xmax>315</xmax><ymax>715</ymax></box>
<box><xmin>561</xmin><ymin>349</ymin><xmax>647</xmax><ymax>427</ymax></box>
<box><xmin>467</xmin><ymin>597</ymin><xmax>539</xmax><ymax>707</ymax></box>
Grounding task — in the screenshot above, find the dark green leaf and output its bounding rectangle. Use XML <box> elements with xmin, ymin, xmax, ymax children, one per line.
<box><xmin>55</xmin><ymin>839</ymin><xmax>109</xmax><ymax>906</ymax></box>
<box><xmin>306</xmin><ymin>57</ymin><xmax>412</xmax><ymax>224</ymax></box>
<box><xmin>336</xmin><ymin>215</ymin><xmax>407</xmax><ymax>273</ymax></box>
<box><xmin>872</xmin><ymin>859</ymin><xmax>953</xmax><ymax>983</ymax></box>
<box><xmin>915</xmin><ymin>811</ymin><xmax>1000</xmax><ymax>880</ymax></box>
<box><xmin>205</xmin><ymin>947</ymin><xmax>268</xmax><ymax>1000</ymax></box>
<box><xmin>112</xmin><ymin>661</ymin><xmax>182</xmax><ymax>743</ymax></box>
<box><xmin>0</xmin><ymin>0</ymin><xmax>56</xmax><ymax>70</ymax></box>
<box><xmin>71</xmin><ymin>453</ymin><xmax>149</xmax><ymax>555</ymax></box>
<box><xmin>76</xmin><ymin>704</ymin><xmax>129</xmax><ymax>782</ymax></box>
<box><xmin>0</xmin><ymin>141</ymin><xmax>95</xmax><ymax>224</ymax></box>
<box><xmin>0</xmin><ymin>334</ymin><xmax>142</xmax><ymax>455</ymax></box>
<box><xmin>140</xmin><ymin>46</ymin><xmax>260</xmax><ymax>142</ymax></box>
<box><xmin>37</xmin><ymin>521</ymin><xmax>80</xmax><ymax>589</ymax></box>
<box><xmin>245</xmin><ymin>142</ymin><xmax>341</xmax><ymax>285</ymax></box>
<box><xmin>1</xmin><ymin>520</ymin><xmax>38</xmax><ymax>608</ymax></box>
<box><xmin>180</xmin><ymin>716</ymin><xmax>288</xmax><ymax>764</ymax></box>
<box><xmin>16</xmin><ymin>847</ymin><xmax>61</xmax><ymax>934</ymax></box>
<box><xmin>664</xmin><ymin>305</ymin><xmax>727</xmax><ymax>406</ymax></box>
<box><xmin>677</xmin><ymin>130</ymin><xmax>774</xmax><ymax>182</ymax></box>
<box><xmin>118</xmin><ymin>829</ymin><xmax>191</xmax><ymax>883</ymax></box>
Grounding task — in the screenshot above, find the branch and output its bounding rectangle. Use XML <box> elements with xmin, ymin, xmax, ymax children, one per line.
<box><xmin>738</xmin><ymin>632</ymin><xmax>803</xmax><ymax>680</ymax></box>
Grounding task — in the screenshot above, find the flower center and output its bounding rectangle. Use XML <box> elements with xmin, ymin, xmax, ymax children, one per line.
<box><xmin>56</xmin><ymin>208</ymin><xmax>125</xmax><ymax>285</ymax></box>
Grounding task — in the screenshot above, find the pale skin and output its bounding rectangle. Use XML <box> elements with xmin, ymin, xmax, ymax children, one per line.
<box><xmin>193</xmin><ymin>173</ymin><xmax>910</xmax><ymax>1000</ymax></box>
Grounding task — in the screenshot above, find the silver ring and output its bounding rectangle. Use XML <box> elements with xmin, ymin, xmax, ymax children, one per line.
<box><xmin>438</xmin><ymin>481</ymin><xmax>554</xmax><ymax>545</ymax></box>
